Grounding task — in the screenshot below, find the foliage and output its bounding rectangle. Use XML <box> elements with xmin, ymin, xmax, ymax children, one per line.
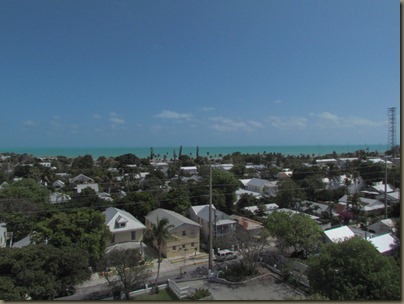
<box><xmin>0</xmin><ymin>178</ymin><xmax>50</xmax><ymax>205</ymax></box>
<box><xmin>71</xmin><ymin>154</ymin><xmax>94</xmax><ymax>170</ymax></box>
<box><xmin>219</xmin><ymin>261</ymin><xmax>256</xmax><ymax>282</ymax></box>
<box><xmin>236</xmin><ymin>193</ymin><xmax>258</xmax><ymax>213</ymax></box>
<box><xmin>230</xmin><ymin>163</ymin><xmax>246</xmax><ymax>177</ymax></box>
<box><xmin>265</xmin><ymin>211</ymin><xmax>322</xmax><ymax>254</ymax></box>
<box><xmin>66</xmin><ymin>187</ymin><xmax>110</xmax><ymax>211</ymax></box>
<box><xmin>211</xmin><ymin>168</ymin><xmax>240</xmax><ymax>214</ymax></box>
<box><xmin>115</xmin><ymin>153</ymin><xmax>140</xmax><ymax>168</ymax></box>
<box><xmin>161</xmin><ymin>185</ymin><xmax>191</xmax><ymax>216</ymax></box>
<box><xmin>114</xmin><ymin>191</ymin><xmax>157</xmax><ymax>222</ymax></box>
<box><xmin>307</xmin><ymin>237</ymin><xmax>401</xmax><ymax>300</ymax></box>
<box><xmin>190</xmin><ymin>288</ymin><xmax>212</xmax><ymax>300</ymax></box>
<box><xmin>0</xmin><ymin>179</ymin><xmax>53</xmax><ymax>240</ymax></box>
<box><xmin>231</xmin><ymin>227</ymin><xmax>270</xmax><ymax>274</ymax></box>
<box><xmin>99</xmin><ymin>248</ymin><xmax>151</xmax><ymax>300</ymax></box>
<box><xmin>299</xmin><ymin>174</ymin><xmax>325</xmax><ymax>201</ymax></box>
<box><xmin>357</xmin><ymin>161</ymin><xmax>384</xmax><ymax>185</ymax></box>
<box><xmin>147</xmin><ymin>217</ymin><xmax>174</xmax><ymax>293</ymax></box>
<box><xmin>339</xmin><ymin>210</ymin><xmax>354</xmax><ymax>225</ymax></box>
<box><xmin>275</xmin><ymin>178</ymin><xmax>305</xmax><ymax>209</ymax></box>
<box><xmin>33</xmin><ymin>209</ymin><xmax>111</xmax><ymax>267</ymax></box>
<box><xmin>0</xmin><ymin>244</ymin><xmax>91</xmax><ymax>300</ymax></box>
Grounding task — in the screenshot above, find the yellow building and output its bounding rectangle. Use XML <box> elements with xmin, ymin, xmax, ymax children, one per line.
<box><xmin>145</xmin><ymin>208</ymin><xmax>201</xmax><ymax>258</ymax></box>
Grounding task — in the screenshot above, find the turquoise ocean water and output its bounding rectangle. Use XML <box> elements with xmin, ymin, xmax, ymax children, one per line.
<box><xmin>0</xmin><ymin>144</ymin><xmax>389</xmax><ymax>159</ymax></box>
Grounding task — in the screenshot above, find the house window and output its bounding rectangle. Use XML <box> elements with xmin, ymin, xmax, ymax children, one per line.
<box><xmin>131</xmin><ymin>231</ymin><xmax>136</xmax><ymax>240</ymax></box>
<box><xmin>182</xmin><ymin>231</ymin><xmax>186</xmax><ymax>236</ymax></box>
<box><xmin>182</xmin><ymin>244</ymin><xmax>186</xmax><ymax>249</ymax></box>
<box><xmin>191</xmin><ymin>242</ymin><xmax>194</xmax><ymax>247</ymax></box>
<box><xmin>111</xmin><ymin>235</ymin><xmax>115</xmax><ymax>243</ymax></box>
<box><xmin>119</xmin><ymin>223</ymin><xmax>126</xmax><ymax>228</ymax></box>
<box><xmin>172</xmin><ymin>246</ymin><xmax>176</xmax><ymax>250</ymax></box>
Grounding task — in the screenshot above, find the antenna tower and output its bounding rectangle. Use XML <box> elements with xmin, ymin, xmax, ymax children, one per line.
<box><xmin>387</xmin><ymin>107</ymin><xmax>396</xmax><ymax>157</ymax></box>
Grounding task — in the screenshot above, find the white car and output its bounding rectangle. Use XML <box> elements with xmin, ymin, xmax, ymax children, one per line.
<box><xmin>215</xmin><ymin>249</ymin><xmax>237</xmax><ymax>262</ymax></box>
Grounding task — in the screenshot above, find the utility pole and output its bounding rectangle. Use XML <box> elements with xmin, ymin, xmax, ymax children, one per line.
<box><xmin>208</xmin><ymin>165</ymin><xmax>213</xmax><ymax>271</ymax></box>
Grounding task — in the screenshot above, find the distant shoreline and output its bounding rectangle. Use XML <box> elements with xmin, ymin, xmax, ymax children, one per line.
<box><xmin>0</xmin><ymin>144</ymin><xmax>389</xmax><ymax>159</ymax></box>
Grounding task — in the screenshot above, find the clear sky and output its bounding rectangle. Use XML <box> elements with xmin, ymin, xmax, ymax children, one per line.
<box><xmin>1</xmin><ymin>0</ymin><xmax>400</xmax><ymax>148</ymax></box>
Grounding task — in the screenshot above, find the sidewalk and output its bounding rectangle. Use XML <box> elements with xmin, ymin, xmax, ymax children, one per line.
<box><xmin>76</xmin><ymin>252</ymin><xmax>210</xmax><ymax>289</ymax></box>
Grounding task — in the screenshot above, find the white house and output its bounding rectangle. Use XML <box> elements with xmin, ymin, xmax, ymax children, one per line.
<box><xmin>180</xmin><ymin>166</ymin><xmax>198</xmax><ymax>175</ymax></box>
<box><xmin>212</xmin><ymin>164</ymin><xmax>234</xmax><ymax>171</ymax></box>
<box><xmin>338</xmin><ymin>195</ymin><xmax>385</xmax><ymax>214</ymax></box>
<box><xmin>98</xmin><ymin>192</ymin><xmax>113</xmax><ymax>202</ymax></box>
<box><xmin>370</xmin><ymin>181</ymin><xmax>395</xmax><ymax>194</ymax></box>
<box><xmin>368</xmin><ymin>233</ymin><xmax>399</xmax><ymax>255</ymax></box>
<box><xmin>325</xmin><ymin>175</ymin><xmax>366</xmax><ymax>195</ymax></box>
<box><xmin>152</xmin><ymin>162</ymin><xmax>170</xmax><ymax>175</ymax></box>
<box><xmin>52</xmin><ymin>180</ymin><xmax>65</xmax><ymax>188</ymax></box>
<box><xmin>243</xmin><ymin>203</ymin><xmax>279</xmax><ymax>215</ymax></box>
<box><xmin>104</xmin><ymin>207</ymin><xmax>146</xmax><ymax>246</ymax></box>
<box><xmin>246</xmin><ymin>178</ymin><xmax>278</xmax><ymax>196</ymax></box>
<box><xmin>76</xmin><ymin>183</ymin><xmax>99</xmax><ymax>194</ymax></box>
<box><xmin>235</xmin><ymin>188</ymin><xmax>262</xmax><ymax>202</ymax></box>
<box><xmin>0</xmin><ymin>223</ymin><xmax>7</xmax><ymax>248</ymax></box>
<box><xmin>69</xmin><ymin>173</ymin><xmax>94</xmax><ymax>184</ymax></box>
<box><xmin>316</xmin><ymin>158</ymin><xmax>337</xmax><ymax>164</ymax></box>
<box><xmin>50</xmin><ymin>192</ymin><xmax>71</xmax><ymax>204</ymax></box>
<box><xmin>324</xmin><ymin>226</ymin><xmax>355</xmax><ymax>243</ymax></box>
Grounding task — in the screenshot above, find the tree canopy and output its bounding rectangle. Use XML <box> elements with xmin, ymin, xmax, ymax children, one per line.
<box><xmin>0</xmin><ymin>244</ymin><xmax>90</xmax><ymax>300</ymax></box>
<box><xmin>100</xmin><ymin>248</ymin><xmax>151</xmax><ymax>300</ymax></box>
<box><xmin>33</xmin><ymin>209</ymin><xmax>111</xmax><ymax>267</ymax></box>
<box><xmin>306</xmin><ymin>237</ymin><xmax>401</xmax><ymax>300</ymax></box>
<box><xmin>265</xmin><ymin>211</ymin><xmax>322</xmax><ymax>254</ymax></box>
<box><xmin>275</xmin><ymin>178</ymin><xmax>305</xmax><ymax>209</ymax></box>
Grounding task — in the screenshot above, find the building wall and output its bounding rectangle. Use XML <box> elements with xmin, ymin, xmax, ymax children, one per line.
<box><xmin>108</xmin><ymin>229</ymin><xmax>144</xmax><ymax>245</ymax></box>
<box><xmin>144</xmin><ymin>220</ymin><xmax>200</xmax><ymax>258</ymax></box>
<box><xmin>0</xmin><ymin>224</ymin><xmax>7</xmax><ymax>248</ymax></box>
<box><xmin>164</xmin><ymin>225</ymin><xmax>200</xmax><ymax>258</ymax></box>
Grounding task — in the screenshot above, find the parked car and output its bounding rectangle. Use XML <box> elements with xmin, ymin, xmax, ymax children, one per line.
<box><xmin>215</xmin><ymin>249</ymin><xmax>237</xmax><ymax>262</ymax></box>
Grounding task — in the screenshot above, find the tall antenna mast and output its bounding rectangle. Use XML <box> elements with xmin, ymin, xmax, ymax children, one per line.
<box><xmin>388</xmin><ymin>107</ymin><xmax>396</xmax><ymax>158</ymax></box>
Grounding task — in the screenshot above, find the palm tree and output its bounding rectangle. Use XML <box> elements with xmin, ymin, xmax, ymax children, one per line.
<box><xmin>150</xmin><ymin>217</ymin><xmax>174</xmax><ymax>293</ymax></box>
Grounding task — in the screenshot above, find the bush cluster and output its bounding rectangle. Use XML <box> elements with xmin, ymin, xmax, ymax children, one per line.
<box><xmin>219</xmin><ymin>262</ymin><xmax>255</xmax><ymax>282</ymax></box>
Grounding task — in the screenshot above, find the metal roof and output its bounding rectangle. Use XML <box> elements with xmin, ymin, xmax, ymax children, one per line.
<box><xmin>145</xmin><ymin>208</ymin><xmax>200</xmax><ymax>230</ymax></box>
<box><xmin>324</xmin><ymin>226</ymin><xmax>355</xmax><ymax>243</ymax></box>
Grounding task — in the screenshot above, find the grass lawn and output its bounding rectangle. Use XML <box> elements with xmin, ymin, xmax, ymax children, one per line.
<box><xmin>133</xmin><ymin>288</ymin><xmax>176</xmax><ymax>301</ymax></box>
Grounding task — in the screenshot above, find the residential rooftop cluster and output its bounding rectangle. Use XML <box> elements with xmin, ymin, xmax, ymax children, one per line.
<box><xmin>0</xmin><ymin>148</ymin><xmax>400</xmax><ymax>300</ymax></box>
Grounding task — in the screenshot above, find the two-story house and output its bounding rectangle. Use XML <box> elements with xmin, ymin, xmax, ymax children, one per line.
<box><xmin>104</xmin><ymin>207</ymin><xmax>146</xmax><ymax>246</ymax></box>
<box><xmin>144</xmin><ymin>208</ymin><xmax>201</xmax><ymax>258</ymax></box>
<box><xmin>189</xmin><ymin>205</ymin><xmax>237</xmax><ymax>242</ymax></box>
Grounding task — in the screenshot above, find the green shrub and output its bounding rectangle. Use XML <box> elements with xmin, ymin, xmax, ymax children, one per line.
<box><xmin>191</xmin><ymin>288</ymin><xmax>211</xmax><ymax>300</ymax></box>
<box><xmin>219</xmin><ymin>262</ymin><xmax>255</xmax><ymax>282</ymax></box>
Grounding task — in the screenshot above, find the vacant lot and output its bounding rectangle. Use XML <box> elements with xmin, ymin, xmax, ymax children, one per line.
<box><xmin>177</xmin><ymin>274</ymin><xmax>306</xmax><ymax>300</ymax></box>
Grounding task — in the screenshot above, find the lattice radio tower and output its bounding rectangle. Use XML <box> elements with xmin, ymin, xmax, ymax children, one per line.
<box><xmin>387</xmin><ymin>107</ymin><xmax>396</xmax><ymax>158</ymax></box>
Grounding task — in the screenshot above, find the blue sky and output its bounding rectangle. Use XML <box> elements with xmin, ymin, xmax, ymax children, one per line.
<box><xmin>1</xmin><ymin>0</ymin><xmax>399</xmax><ymax>148</ymax></box>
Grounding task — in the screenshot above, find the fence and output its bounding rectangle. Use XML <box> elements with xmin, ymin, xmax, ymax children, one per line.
<box><xmin>167</xmin><ymin>279</ymin><xmax>190</xmax><ymax>299</ymax></box>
